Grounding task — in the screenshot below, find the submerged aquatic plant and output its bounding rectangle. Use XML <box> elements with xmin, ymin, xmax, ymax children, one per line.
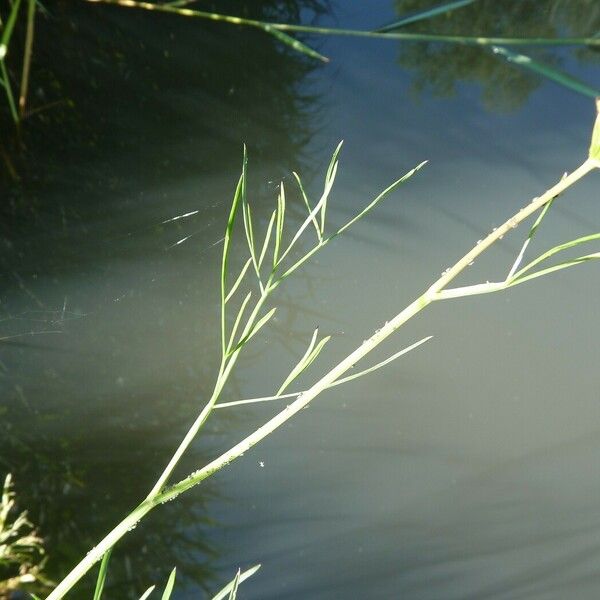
<box><xmin>0</xmin><ymin>474</ymin><xmax>51</xmax><ymax>599</ymax></box>
<box><xmin>39</xmin><ymin>100</ymin><xmax>600</xmax><ymax>599</ymax></box>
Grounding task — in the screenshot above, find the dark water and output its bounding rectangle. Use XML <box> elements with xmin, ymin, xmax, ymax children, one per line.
<box><xmin>1</xmin><ymin>1</ymin><xmax>600</xmax><ymax>598</ymax></box>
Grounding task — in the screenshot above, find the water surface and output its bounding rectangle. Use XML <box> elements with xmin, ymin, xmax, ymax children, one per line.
<box><xmin>1</xmin><ymin>1</ymin><xmax>600</xmax><ymax>598</ymax></box>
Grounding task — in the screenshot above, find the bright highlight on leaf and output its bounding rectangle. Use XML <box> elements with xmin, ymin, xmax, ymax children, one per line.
<box><xmin>590</xmin><ymin>97</ymin><xmax>600</xmax><ymax>161</ymax></box>
<box><xmin>211</xmin><ymin>565</ymin><xmax>261</xmax><ymax>600</ymax></box>
<box><xmin>492</xmin><ymin>46</ymin><xmax>600</xmax><ymax>99</ymax></box>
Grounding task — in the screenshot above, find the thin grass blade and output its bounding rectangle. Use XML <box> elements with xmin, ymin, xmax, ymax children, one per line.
<box><xmin>320</xmin><ymin>145</ymin><xmax>342</xmax><ymax>233</ymax></box>
<box><xmin>138</xmin><ymin>586</ymin><xmax>155</xmax><ymax>600</ymax></box>
<box><xmin>334</xmin><ymin>336</ymin><xmax>433</xmax><ymax>386</ymax></box>
<box><xmin>258</xmin><ymin>209</ymin><xmax>277</xmax><ymax>268</ymax></box>
<box><xmin>221</xmin><ymin>148</ymin><xmax>247</xmax><ymax>354</ymax></box>
<box><xmin>507</xmin><ymin>195</ymin><xmax>556</xmax><ymax>279</ymax></box>
<box><xmin>216</xmin><ymin>336</ymin><xmax>432</xmax><ymax>409</ymax></box>
<box><xmin>272</xmin><ymin>183</ymin><xmax>286</xmax><ymax>267</ymax></box>
<box><xmin>242</xmin><ymin>200</ymin><xmax>256</xmax><ymax>266</ymax></box>
<box><xmin>277</xmin><ymin>329</ymin><xmax>328</xmax><ymax>395</ymax></box>
<box><xmin>512</xmin><ymin>232</ymin><xmax>600</xmax><ymax>279</ymax></box>
<box><xmin>225</xmin><ymin>258</ymin><xmax>253</xmax><ymax>304</ymax></box>
<box><xmin>260</xmin><ymin>24</ymin><xmax>328</xmax><ymax>62</ymax></box>
<box><xmin>293</xmin><ymin>171</ymin><xmax>322</xmax><ymax>242</ymax></box>
<box><xmin>508</xmin><ymin>253</ymin><xmax>600</xmax><ymax>287</ymax></box>
<box><xmin>377</xmin><ymin>0</ymin><xmax>477</xmax><ymax>32</ymax></box>
<box><xmin>92</xmin><ymin>549</ymin><xmax>112</xmax><ymax>600</ymax></box>
<box><xmin>228</xmin><ymin>308</ymin><xmax>276</xmax><ymax>356</ymax></box>
<box><xmin>225</xmin><ymin>291</ymin><xmax>253</xmax><ymax>355</ymax></box>
<box><xmin>336</xmin><ymin>161</ymin><xmax>427</xmax><ymax>237</ymax></box>
<box><xmin>160</xmin><ymin>568</ymin><xmax>176</xmax><ymax>600</ymax></box>
<box><xmin>81</xmin><ymin>2</ymin><xmax>600</xmax><ymax>48</ymax></box>
<box><xmin>227</xmin><ymin>569</ymin><xmax>241</xmax><ymax>600</ymax></box>
<box><xmin>211</xmin><ymin>565</ymin><xmax>261</xmax><ymax>600</ymax></box>
<box><xmin>492</xmin><ymin>46</ymin><xmax>600</xmax><ymax>99</ymax></box>
<box><xmin>0</xmin><ymin>0</ymin><xmax>23</xmax><ymax>59</ymax></box>
<box><xmin>243</xmin><ymin>198</ymin><xmax>263</xmax><ymax>290</ymax></box>
<box><xmin>277</xmin><ymin>158</ymin><xmax>337</xmax><ymax>267</ymax></box>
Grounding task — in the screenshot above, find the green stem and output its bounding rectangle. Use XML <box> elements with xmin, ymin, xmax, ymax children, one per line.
<box><xmin>83</xmin><ymin>0</ymin><xmax>600</xmax><ymax>47</ymax></box>
<box><xmin>44</xmin><ymin>158</ymin><xmax>598</xmax><ymax>600</ymax></box>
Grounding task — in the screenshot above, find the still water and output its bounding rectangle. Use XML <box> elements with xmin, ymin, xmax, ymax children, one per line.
<box><xmin>1</xmin><ymin>1</ymin><xmax>600</xmax><ymax>598</ymax></box>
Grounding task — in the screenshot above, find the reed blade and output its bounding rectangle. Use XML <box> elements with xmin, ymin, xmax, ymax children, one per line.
<box><xmin>492</xmin><ymin>46</ymin><xmax>600</xmax><ymax>99</ymax></box>
<box><xmin>377</xmin><ymin>0</ymin><xmax>478</xmax><ymax>32</ymax></box>
<box><xmin>210</xmin><ymin>565</ymin><xmax>261</xmax><ymax>600</ymax></box>
<box><xmin>92</xmin><ymin>549</ymin><xmax>112</xmax><ymax>600</ymax></box>
<box><xmin>160</xmin><ymin>568</ymin><xmax>176</xmax><ymax>600</ymax></box>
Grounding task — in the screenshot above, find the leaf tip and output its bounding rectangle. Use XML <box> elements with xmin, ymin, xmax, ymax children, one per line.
<box><xmin>588</xmin><ymin>97</ymin><xmax>600</xmax><ymax>160</ymax></box>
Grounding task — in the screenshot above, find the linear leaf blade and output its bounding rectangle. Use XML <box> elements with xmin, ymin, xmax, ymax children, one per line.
<box><xmin>92</xmin><ymin>549</ymin><xmax>112</xmax><ymax>600</ymax></box>
<box><xmin>261</xmin><ymin>25</ymin><xmax>328</xmax><ymax>62</ymax></box>
<box><xmin>160</xmin><ymin>568</ymin><xmax>177</xmax><ymax>600</ymax></box>
<box><xmin>492</xmin><ymin>46</ymin><xmax>600</xmax><ymax>99</ymax></box>
<box><xmin>211</xmin><ymin>565</ymin><xmax>261</xmax><ymax>600</ymax></box>
<box><xmin>376</xmin><ymin>0</ymin><xmax>477</xmax><ymax>32</ymax></box>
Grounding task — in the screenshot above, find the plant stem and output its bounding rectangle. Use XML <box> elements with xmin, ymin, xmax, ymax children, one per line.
<box><xmin>45</xmin><ymin>158</ymin><xmax>597</xmax><ymax>600</ymax></box>
<box><xmin>1</xmin><ymin>59</ymin><xmax>18</xmax><ymax>123</ymax></box>
<box><xmin>18</xmin><ymin>0</ymin><xmax>35</xmax><ymax>118</ymax></box>
<box><xmin>83</xmin><ymin>0</ymin><xmax>600</xmax><ymax>47</ymax></box>
<box><xmin>146</xmin><ymin>280</ymin><xmax>274</xmax><ymax>499</ymax></box>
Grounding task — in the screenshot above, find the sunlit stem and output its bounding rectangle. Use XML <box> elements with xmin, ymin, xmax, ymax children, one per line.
<box><xmin>43</xmin><ymin>156</ymin><xmax>598</xmax><ymax>600</ymax></box>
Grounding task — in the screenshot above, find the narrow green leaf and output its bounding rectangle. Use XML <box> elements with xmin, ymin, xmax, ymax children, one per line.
<box><xmin>161</xmin><ymin>568</ymin><xmax>177</xmax><ymax>600</ymax></box>
<box><xmin>0</xmin><ymin>0</ymin><xmax>23</xmax><ymax>59</ymax></box>
<box><xmin>242</xmin><ymin>198</ymin><xmax>256</xmax><ymax>265</ymax></box>
<box><xmin>512</xmin><ymin>232</ymin><xmax>600</xmax><ymax>279</ymax></box>
<box><xmin>215</xmin><ymin>336</ymin><xmax>432</xmax><ymax>409</ymax></box>
<box><xmin>228</xmin><ymin>308</ymin><xmax>276</xmax><ymax>356</ymax></box>
<box><xmin>293</xmin><ymin>171</ymin><xmax>322</xmax><ymax>242</ymax></box>
<box><xmin>272</xmin><ymin>184</ymin><xmax>285</xmax><ymax>268</ymax></box>
<box><xmin>589</xmin><ymin>97</ymin><xmax>600</xmax><ymax>161</ymax></box>
<box><xmin>258</xmin><ymin>209</ymin><xmax>277</xmax><ymax>269</ymax></box>
<box><xmin>277</xmin><ymin>147</ymin><xmax>341</xmax><ymax>267</ymax></box>
<box><xmin>225</xmin><ymin>258</ymin><xmax>253</xmax><ymax>304</ymax></box>
<box><xmin>77</xmin><ymin>2</ymin><xmax>600</xmax><ymax>48</ymax></box>
<box><xmin>226</xmin><ymin>291</ymin><xmax>253</xmax><ymax>355</ymax></box>
<box><xmin>227</xmin><ymin>569</ymin><xmax>241</xmax><ymax>600</ymax></box>
<box><xmin>221</xmin><ymin>147</ymin><xmax>247</xmax><ymax>354</ymax></box>
<box><xmin>260</xmin><ymin>24</ymin><xmax>328</xmax><ymax>62</ymax></box>
<box><xmin>377</xmin><ymin>0</ymin><xmax>477</xmax><ymax>32</ymax></box>
<box><xmin>508</xmin><ymin>253</ymin><xmax>600</xmax><ymax>287</ymax></box>
<box><xmin>491</xmin><ymin>46</ymin><xmax>600</xmax><ymax>99</ymax></box>
<box><xmin>92</xmin><ymin>549</ymin><xmax>112</xmax><ymax>600</ymax></box>
<box><xmin>334</xmin><ymin>336</ymin><xmax>433</xmax><ymax>386</ymax></box>
<box><xmin>322</xmin><ymin>141</ymin><xmax>343</xmax><ymax>232</ymax></box>
<box><xmin>139</xmin><ymin>586</ymin><xmax>155</xmax><ymax>600</ymax></box>
<box><xmin>210</xmin><ymin>565</ymin><xmax>261</xmax><ymax>600</ymax></box>
<box><xmin>277</xmin><ymin>328</ymin><xmax>320</xmax><ymax>395</ymax></box>
<box><xmin>507</xmin><ymin>194</ymin><xmax>557</xmax><ymax>279</ymax></box>
<box><xmin>336</xmin><ymin>161</ymin><xmax>427</xmax><ymax>237</ymax></box>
